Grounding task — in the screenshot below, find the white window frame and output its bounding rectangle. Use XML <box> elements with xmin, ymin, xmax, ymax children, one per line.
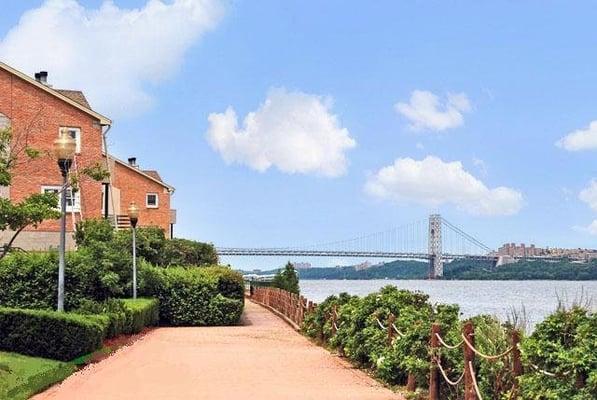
<box><xmin>146</xmin><ymin>193</ymin><xmax>159</xmax><ymax>209</ymax></box>
<box><xmin>41</xmin><ymin>186</ymin><xmax>81</xmax><ymax>213</ymax></box>
<box><xmin>59</xmin><ymin>127</ymin><xmax>81</xmax><ymax>154</ymax></box>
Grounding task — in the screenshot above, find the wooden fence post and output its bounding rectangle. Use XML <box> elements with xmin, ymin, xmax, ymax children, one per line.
<box><xmin>429</xmin><ymin>323</ymin><xmax>440</xmax><ymax>400</ymax></box>
<box><xmin>463</xmin><ymin>321</ymin><xmax>476</xmax><ymax>400</ymax></box>
<box><xmin>386</xmin><ymin>313</ymin><xmax>395</xmax><ymax>346</ymax></box>
<box><xmin>510</xmin><ymin>329</ymin><xmax>522</xmax><ymax>395</ymax></box>
<box><xmin>331</xmin><ymin>305</ymin><xmax>338</xmax><ymax>337</ymax></box>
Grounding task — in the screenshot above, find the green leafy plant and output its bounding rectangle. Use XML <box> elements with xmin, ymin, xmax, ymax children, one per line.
<box><xmin>272</xmin><ymin>262</ymin><xmax>300</xmax><ymax>294</ymax></box>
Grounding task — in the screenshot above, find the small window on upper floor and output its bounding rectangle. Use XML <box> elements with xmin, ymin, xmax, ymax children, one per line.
<box><xmin>60</xmin><ymin>127</ymin><xmax>81</xmax><ymax>154</ymax></box>
<box><xmin>146</xmin><ymin>193</ymin><xmax>159</xmax><ymax>209</ymax></box>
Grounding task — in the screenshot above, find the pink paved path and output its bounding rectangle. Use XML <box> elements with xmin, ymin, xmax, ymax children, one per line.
<box><xmin>34</xmin><ymin>301</ymin><xmax>404</xmax><ymax>400</ymax></box>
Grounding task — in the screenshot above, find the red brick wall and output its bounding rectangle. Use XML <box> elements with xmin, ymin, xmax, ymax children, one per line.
<box><xmin>112</xmin><ymin>161</ymin><xmax>172</xmax><ymax>237</ymax></box>
<box><xmin>0</xmin><ymin>68</ymin><xmax>104</xmax><ymax>233</ymax></box>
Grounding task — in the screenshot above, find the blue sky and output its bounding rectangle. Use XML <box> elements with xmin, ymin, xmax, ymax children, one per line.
<box><xmin>2</xmin><ymin>1</ymin><xmax>597</xmax><ymax>268</ymax></box>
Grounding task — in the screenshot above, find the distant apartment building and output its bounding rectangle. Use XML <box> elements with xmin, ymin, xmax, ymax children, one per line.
<box><xmin>496</xmin><ymin>242</ymin><xmax>597</xmax><ymax>261</ymax></box>
<box><xmin>496</xmin><ymin>243</ymin><xmax>545</xmax><ymax>257</ymax></box>
<box><xmin>354</xmin><ymin>261</ymin><xmax>372</xmax><ymax>271</ymax></box>
<box><xmin>0</xmin><ymin>62</ymin><xmax>175</xmax><ymax>250</ymax></box>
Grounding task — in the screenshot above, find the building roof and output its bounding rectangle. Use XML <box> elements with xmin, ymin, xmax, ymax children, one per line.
<box><xmin>0</xmin><ymin>62</ymin><xmax>111</xmax><ymax>125</ymax></box>
<box><xmin>142</xmin><ymin>170</ymin><xmax>163</xmax><ymax>182</ymax></box>
<box><xmin>56</xmin><ymin>90</ymin><xmax>91</xmax><ymax>109</ymax></box>
<box><xmin>108</xmin><ymin>155</ymin><xmax>175</xmax><ymax>192</ymax></box>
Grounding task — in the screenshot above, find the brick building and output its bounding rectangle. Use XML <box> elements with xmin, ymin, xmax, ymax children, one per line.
<box><xmin>0</xmin><ymin>61</ymin><xmax>175</xmax><ymax>250</ymax></box>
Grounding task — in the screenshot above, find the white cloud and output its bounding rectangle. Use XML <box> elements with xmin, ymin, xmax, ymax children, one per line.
<box><xmin>364</xmin><ymin>156</ymin><xmax>523</xmax><ymax>216</ymax></box>
<box><xmin>472</xmin><ymin>157</ymin><xmax>488</xmax><ymax>177</ymax></box>
<box><xmin>556</xmin><ymin>121</ymin><xmax>597</xmax><ymax>151</ymax></box>
<box><xmin>206</xmin><ymin>88</ymin><xmax>356</xmax><ymax>177</ymax></box>
<box><xmin>0</xmin><ymin>0</ymin><xmax>225</xmax><ymax>116</ymax></box>
<box><xmin>579</xmin><ymin>180</ymin><xmax>597</xmax><ymax>212</ymax></box>
<box><xmin>395</xmin><ymin>90</ymin><xmax>471</xmax><ymax>131</ymax></box>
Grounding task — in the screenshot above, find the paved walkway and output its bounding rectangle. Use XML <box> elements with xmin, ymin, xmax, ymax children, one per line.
<box><xmin>34</xmin><ymin>301</ymin><xmax>404</xmax><ymax>400</ymax></box>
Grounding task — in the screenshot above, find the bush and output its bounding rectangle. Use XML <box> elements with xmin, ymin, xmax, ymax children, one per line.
<box><xmin>0</xmin><ymin>308</ymin><xmax>106</xmax><ymax>361</ymax></box>
<box><xmin>75</xmin><ymin>298</ymin><xmax>159</xmax><ymax>337</ymax></box>
<box><xmin>519</xmin><ymin>307</ymin><xmax>596</xmax><ymax>399</ymax></box>
<box><xmin>272</xmin><ymin>262</ymin><xmax>300</xmax><ymax>294</ymax></box>
<box><xmin>139</xmin><ymin>265</ymin><xmax>244</xmax><ymax>326</ymax></box>
<box><xmin>160</xmin><ymin>238</ymin><xmax>218</xmax><ymax>267</ymax></box>
<box><xmin>0</xmin><ymin>251</ymin><xmax>126</xmax><ymax>311</ymax></box>
<box><xmin>76</xmin><ymin>219</ymin><xmax>217</xmax><ymax>268</ymax></box>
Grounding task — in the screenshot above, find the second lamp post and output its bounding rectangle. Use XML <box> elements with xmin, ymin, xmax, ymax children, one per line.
<box><xmin>128</xmin><ymin>201</ymin><xmax>140</xmax><ymax>299</ymax></box>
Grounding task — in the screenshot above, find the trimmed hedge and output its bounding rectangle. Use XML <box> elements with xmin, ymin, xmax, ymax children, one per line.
<box><xmin>75</xmin><ymin>298</ymin><xmax>159</xmax><ymax>338</ymax></box>
<box><xmin>121</xmin><ymin>298</ymin><xmax>160</xmax><ymax>334</ymax></box>
<box><xmin>140</xmin><ymin>265</ymin><xmax>244</xmax><ymax>326</ymax></box>
<box><xmin>0</xmin><ymin>308</ymin><xmax>106</xmax><ymax>361</ymax></box>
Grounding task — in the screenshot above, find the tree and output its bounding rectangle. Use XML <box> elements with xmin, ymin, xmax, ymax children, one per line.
<box><xmin>0</xmin><ymin>120</ymin><xmax>111</xmax><ymax>257</ymax></box>
<box><xmin>272</xmin><ymin>262</ymin><xmax>300</xmax><ymax>294</ymax></box>
<box><xmin>0</xmin><ymin>126</ymin><xmax>60</xmax><ymax>258</ymax></box>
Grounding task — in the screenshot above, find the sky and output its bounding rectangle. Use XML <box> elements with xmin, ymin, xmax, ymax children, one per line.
<box><xmin>1</xmin><ymin>0</ymin><xmax>597</xmax><ymax>269</ymax></box>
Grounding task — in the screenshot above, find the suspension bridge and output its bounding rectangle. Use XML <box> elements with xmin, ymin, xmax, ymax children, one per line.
<box><xmin>216</xmin><ymin>214</ymin><xmax>560</xmax><ymax>278</ymax></box>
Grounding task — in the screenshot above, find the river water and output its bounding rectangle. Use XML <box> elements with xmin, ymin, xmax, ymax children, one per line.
<box><xmin>299</xmin><ymin>280</ymin><xmax>597</xmax><ymax>330</ymax></box>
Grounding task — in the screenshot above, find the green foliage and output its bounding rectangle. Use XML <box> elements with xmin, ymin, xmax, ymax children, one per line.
<box><xmin>75</xmin><ymin>219</ymin><xmax>217</xmax><ymax>268</ymax></box>
<box><xmin>74</xmin><ymin>298</ymin><xmax>159</xmax><ymax>338</ymax></box>
<box><xmin>445</xmin><ymin>259</ymin><xmax>597</xmax><ymax>280</ymax></box>
<box><xmin>139</xmin><ymin>265</ymin><xmax>244</xmax><ymax>326</ymax></box>
<box><xmin>0</xmin><ymin>250</ymin><xmax>132</xmax><ymax>311</ymax></box>
<box><xmin>0</xmin><ymin>351</ymin><xmax>76</xmax><ymax>400</ymax></box>
<box><xmin>0</xmin><ymin>308</ymin><xmax>106</xmax><ymax>361</ymax></box>
<box><xmin>272</xmin><ymin>262</ymin><xmax>300</xmax><ymax>294</ymax></box>
<box><xmin>519</xmin><ymin>307</ymin><xmax>596</xmax><ymax>399</ymax></box>
<box><xmin>161</xmin><ymin>238</ymin><xmax>218</xmax><ymax>266</ymax></box>
<box><xmin>80</xmin><ymin>162</ymin><xmax>110</xmax><ymax>182</ymax></box>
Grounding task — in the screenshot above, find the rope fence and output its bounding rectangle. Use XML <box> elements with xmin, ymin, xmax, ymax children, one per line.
<box><xmin>249</xmin><ymin>286</ymin><xmax>568</xmax><ymax>400</ymax></box>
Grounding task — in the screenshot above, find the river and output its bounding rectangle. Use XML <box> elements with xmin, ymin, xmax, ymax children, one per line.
<box><xmin>299</xmin><ymin>280</ymin><xmax>597</xmax><ymax>330</ymax></box>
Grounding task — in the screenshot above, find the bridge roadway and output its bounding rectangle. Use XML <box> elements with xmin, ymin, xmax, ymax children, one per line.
<box><xmin>34</xmin><ymin>301</ymin><xmax>404</xmax><ymax>400</ymax></box>
<box><xmin>217</xmin><ymin>248</ymin><xmax>575</xmax><ymax>263</ymax></box>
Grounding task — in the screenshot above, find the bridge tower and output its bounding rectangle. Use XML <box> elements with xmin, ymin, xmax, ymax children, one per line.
<box><xmin>428</xmin><ymin>214</ymin><xmax>443</xmax><ymax>278</ymax></box>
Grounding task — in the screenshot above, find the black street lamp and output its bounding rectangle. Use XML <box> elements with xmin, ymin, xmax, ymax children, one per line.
<box><xmin>52</xmin><ymin>129</ymin><xmax>76</xmax><ymax>312</ymax></box>
<box><xmin>128</xmin><ymin>201</ymin><xmax>140</xmax><ymax>299</ymax></box>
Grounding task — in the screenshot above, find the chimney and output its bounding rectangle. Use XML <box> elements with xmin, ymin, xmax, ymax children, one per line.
<box><xmin>128</xmin><ymin>157</ymin><xmax>137</xmax><ymax>167</ymax></box>
<box><xmin>34</xmin><ymin>71</ymin><xmax>48</xmax><ymax>85</ymax></box>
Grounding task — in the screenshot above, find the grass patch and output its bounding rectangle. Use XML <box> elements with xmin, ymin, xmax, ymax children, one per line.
<box><xmin>0</xmin><ymin>351</ymin><xmax>76</xmax><ymax>400</ymax></box>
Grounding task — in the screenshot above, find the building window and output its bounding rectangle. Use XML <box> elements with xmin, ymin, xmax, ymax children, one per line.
<box><xmin>146</xmin><ymin>193</ymin><xmax>159</xmax><ymax>208</ymax></box>
<box><xmin>59</xmin><ymin>127</ymin><xmax>81</xmax><ymax>153</ymax></box>
<box><xmin>41</xmin><ymin>186</ymin><xmax>81</xmax><ymax>212</ymax></box>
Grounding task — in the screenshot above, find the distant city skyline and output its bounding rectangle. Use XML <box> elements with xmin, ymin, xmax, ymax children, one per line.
<box><xmin>2</xmin><ymin>1</ymin><xmax>597</xmax><ymax>269</ymax></box>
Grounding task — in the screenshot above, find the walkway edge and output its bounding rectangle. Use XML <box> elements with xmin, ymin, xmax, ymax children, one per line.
<box><xmin>248</xmin><ymin>298</ymin><xmax>301</xmax><ymax>331</ymax></box>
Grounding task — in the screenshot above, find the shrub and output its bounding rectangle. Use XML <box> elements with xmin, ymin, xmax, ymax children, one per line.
<box><xmin>75</xmin><ymin>298</ymin><xmax>159</xmax><ymax>337</ymax></box>
<box><xmin>0</xmin><ymin>251</ymin><xmax>126</xmax><ymax>311</ymax></box>
<box><xmin>519</xmin><ymin>307</ymin><xmax>596</xmax><ymax>399</ymax></box>
<box><xmin>160</xmin><ymin>238</ymin><xmax>218</xmax><ymax>266</ymax></box>
<box><xmin>272</xmin><ymin>262</ymin><xmax>300</xmax><ymax>294</ymax></box>
<box><xmin>0</xmin><ymin>308</ymin><xmax>106</xmax><ymax>361</ymax></box>
<box><xmin>139</xmin><ymin>265</ymin><xmax>244</xmax><ymax>326</ymax></box>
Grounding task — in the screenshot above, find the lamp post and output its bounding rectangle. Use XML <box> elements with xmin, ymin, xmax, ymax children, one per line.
<box><xmin>128</xmin><ymin>201</ymin><xmax>139</xmax><ymax>299</ymax></box>
<box><xmin>53</xmin><ymin>129</ymin><xmax>76</xmax><ymax>312</ymax></box>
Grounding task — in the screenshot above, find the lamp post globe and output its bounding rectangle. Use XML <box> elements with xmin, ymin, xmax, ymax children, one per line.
<box><xmin>52</xmin><ymin>129</ymin><xmax>76</xmax><ymax>312</ymax></box>
<box><xmin>128</xmin><ymin>201</ymin><xmax>140</xmax><ymax>299</ymax></box>
<box><xmin>53</xmin><ymin>129</ymin><xmax>77</xmax><ymax>176</ymax></box>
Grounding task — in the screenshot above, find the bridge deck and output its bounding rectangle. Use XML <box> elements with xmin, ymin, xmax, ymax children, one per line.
<box><xmin>34</xmin><ymin>301</ymin><xmax>404</xmax><ymax>400</ymax></box>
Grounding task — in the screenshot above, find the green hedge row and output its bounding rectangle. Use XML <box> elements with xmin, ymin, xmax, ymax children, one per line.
<box><xmin>0</xmin><ymin>299</ymin><xmax>160</xmax><ymax>362</ymax></box>
<box><xmin>0</xmin><ymin>308</ymin><xmax>106</xmax><ymax>361</ymax></box>
<box><xmin>75</xmin><ymin>298</ymin><xmax>159</xmax><ymax>338</ymax></box>
<box><xmin>140</xmin><ymin>265</ymin><xmax>244</xmax><ymax>326</ymax></box>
